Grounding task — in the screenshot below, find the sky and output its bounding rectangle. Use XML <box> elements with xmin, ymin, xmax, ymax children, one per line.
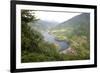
<box><xmin>34</xmin><ymin>11</ymin><xmax>81</xmax><ymax>23</ymax></box>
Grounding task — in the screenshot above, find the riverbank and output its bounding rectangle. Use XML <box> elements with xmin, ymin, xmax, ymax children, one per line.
<box><xmin>43</xmin><ymin>32</ymin><xmax>70</xmax><ymax>51</ymax></box>
<box><xmin>60</xmin><ymin>47</ymin><xmax>77</xmax><ymax>55</ymax></box>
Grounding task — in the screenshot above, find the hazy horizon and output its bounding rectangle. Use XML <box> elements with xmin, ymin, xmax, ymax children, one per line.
<box><xmin>32</xmin><ymin>11</ymin><xmax>81</xmax><ymax>23</ymax></box>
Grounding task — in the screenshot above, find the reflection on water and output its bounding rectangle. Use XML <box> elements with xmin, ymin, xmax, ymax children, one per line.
<box><xmin>42</xmin><ymin>32</ymin><xmax>69</xmax><ymax>51</ymax></box>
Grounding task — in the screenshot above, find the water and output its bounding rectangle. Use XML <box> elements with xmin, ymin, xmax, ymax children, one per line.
<box><xmin>42</xmin><ymin>32</ymin><xmax>69</xmax><ymax>51</ymax></box>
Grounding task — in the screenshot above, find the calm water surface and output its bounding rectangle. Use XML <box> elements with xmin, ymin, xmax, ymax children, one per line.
<box><xmin>42</xmin><ymin>32</ymin><xmax>69</xmax><ymax>51</ymax></box>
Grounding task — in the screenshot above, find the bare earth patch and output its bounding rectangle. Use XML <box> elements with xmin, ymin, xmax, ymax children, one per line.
<box><xmin>60</xmin><ymin>47</ymin><xmax>77</xmax><ymax>55</ymax></box>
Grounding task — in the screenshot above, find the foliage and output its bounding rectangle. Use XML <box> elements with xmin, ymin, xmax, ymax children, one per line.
<box><xmin>50</xmin><ymin>13</ymin><xmax>90</xmax><ymax>60</ymax></box>
<box><xmin>21</xmin><ymin>10</ymin><xmax>63</xmax><ymax>62</ymax></box>
<box><xmin>21</xmin><ymin>11</ymin><xmax>90</xmax><ymax>62</ymax></box>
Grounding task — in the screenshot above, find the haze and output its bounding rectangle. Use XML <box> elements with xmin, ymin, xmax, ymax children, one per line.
<box><xmin>34</xmin><ymin>11</ymin><xmax>81</xmax><ymax>23</ymax></box>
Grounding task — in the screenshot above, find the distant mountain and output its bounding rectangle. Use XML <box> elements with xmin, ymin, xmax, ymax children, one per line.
<box><xmin>54</xmin><ymin>13</ymin><xmax>90</xmax><ymax>29</ymax></box>
<box><xmin>51</xmin><ymin>13</ymin><xmax>90</xmax><ymax>37</ymax></box>
<box><xmin>28</xmin><ymin>20</ymin><xmax>58</xmax><ymax>31</ymax></box>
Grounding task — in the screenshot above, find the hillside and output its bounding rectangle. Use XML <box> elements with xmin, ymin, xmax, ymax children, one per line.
<box><xmin>51</xmin><ymin>13</ymin><xmax>90</xmax><ymax>40</ymax></box>
<box><xmin>50</xmin><ymin>13</ymin><xmax>90</xmax><ymax>59</ymax></box>
<box><xmin>28</xmin><ymin>20</ymin><xmax>58</xmax><ymax>32</ymax></box>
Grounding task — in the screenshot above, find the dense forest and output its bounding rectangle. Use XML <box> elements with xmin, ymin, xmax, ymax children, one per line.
<box><xmin>21</xmin><ymin>10</ymin><xmax>90</xmax><ymax>63</ymax></box>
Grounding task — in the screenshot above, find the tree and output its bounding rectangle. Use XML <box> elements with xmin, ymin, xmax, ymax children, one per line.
<box><xmin>21</xmin><ymin>10</ymin><xmax>43</xmax><ymax>52</ymax></box>
<box><xmin>21</xmin><ymin>10</ymin><xmax>63</xmax><ymax>62</ymax></box>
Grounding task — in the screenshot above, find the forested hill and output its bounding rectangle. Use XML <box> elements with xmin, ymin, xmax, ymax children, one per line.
<box><xmin>51</xmin><ymin>13</ymin><xmax>90</xmax><ymax>39</ymax></box>
<box><xmin>50</xmin><ymin>13</ymin><xmax>90</xmax><ymax>59</ymax></box>
<box><xmin>52</xmin><ymin>13</ymin><xmax>90</xmax><ymax>30</ymax></box>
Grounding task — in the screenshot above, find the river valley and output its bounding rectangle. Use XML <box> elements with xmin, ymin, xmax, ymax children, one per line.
<box><xmin>42</xmin><ymin>32</ymin><xmax>69</xmax><ymax>51</ymax></box>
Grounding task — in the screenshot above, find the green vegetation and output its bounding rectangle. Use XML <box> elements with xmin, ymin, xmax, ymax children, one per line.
<box><xmin>21</xmin><ymin>10</ymin><xmax>63</xmax><ymax>62</ymax></box>
<box><xmin>21</xmin><ymin>11</ymin><xmax>90</xmax><ymax>63</ymax></box>
<box><xmin>51</xmin><ymin>13</ymin><xmax>90</xmax><ymax>60</ymax></box>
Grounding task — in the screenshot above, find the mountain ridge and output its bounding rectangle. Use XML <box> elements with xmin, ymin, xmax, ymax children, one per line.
<box><xmin>53</xmin><ymin>13</ymin><xmax>90</xmax><ymax>29</ymax></box>
<box><xmin>28</xmin><ymin>20</ymin><xmax>59</xmax><ymax>31</ymax></box>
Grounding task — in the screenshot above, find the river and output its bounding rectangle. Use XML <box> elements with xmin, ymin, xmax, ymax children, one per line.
<box><xmin>42</xmin><ymin>32</ymin><xmax>69</xmax><ymax>51</ymax></box>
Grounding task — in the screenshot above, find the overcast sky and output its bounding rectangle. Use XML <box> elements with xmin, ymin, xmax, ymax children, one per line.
<box><xmin>34</xmin><ymin>11</ymin><xmax>81</xmax><ymax>23</ymax></box>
